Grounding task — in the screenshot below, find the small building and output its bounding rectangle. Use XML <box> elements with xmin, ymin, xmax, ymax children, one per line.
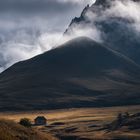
<box><xmin>34</xmin><ymin>116</ymin><xmax>47</xmax><ymax>126</ymax></box>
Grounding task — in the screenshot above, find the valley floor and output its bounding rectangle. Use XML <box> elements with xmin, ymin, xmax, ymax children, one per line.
<box><xmin>0</xmin><ymin>105</ymin><xmax>140</xmax><ymax>140</ymax></box>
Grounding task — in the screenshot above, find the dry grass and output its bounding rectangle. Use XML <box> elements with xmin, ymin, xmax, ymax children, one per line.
<box><xmin>0</xmin><ymin>105</ymin><xmax>139</xmax><ymax>123</ymax></box>
<box><xmin>0</xmin><ymin>119</ymin><xmax>58</xmax><ymax>140</ymax></box>
<box><xmin>0</xmin><ymin>105</ymin><xmax>140</xmax><ymax>140</ymax></box>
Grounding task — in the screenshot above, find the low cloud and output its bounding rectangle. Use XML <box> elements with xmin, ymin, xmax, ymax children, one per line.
<box><xmin>104</xmin><ymin>0</ymin><xmax>140</xmax><ymax>29</ymax></box>
<box><xmin>0</xmin><ymin>30</ymin><xmax>64</xmax><ymax>73</ymax></box>
<box><xmin>63</xmin><ymin>23</ymin><xmax>102</xmax><ymax>43</ymax></box>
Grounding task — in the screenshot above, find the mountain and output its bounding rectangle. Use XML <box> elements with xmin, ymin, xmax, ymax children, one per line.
<box><xmin>0</xmin><ymin>37</ymin><xmax>140</xmax><ymax>111</ymax></box>
<box><xmin>64</xmin><ymin>0</ymin><xmax>140</xmax><ymax>65</ymax></box>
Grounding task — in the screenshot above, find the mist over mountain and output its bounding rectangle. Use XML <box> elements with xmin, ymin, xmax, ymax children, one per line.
<box><xmin>64</xmin><ymin>0</ymin><xmax>140</xmax><ymax>65</ymax></box>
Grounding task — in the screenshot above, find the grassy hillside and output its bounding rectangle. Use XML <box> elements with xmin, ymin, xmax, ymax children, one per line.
<box><xmin>0</xmin><ymin>119</ymin><xmax>57</xmax><ymax>140</ymax></box>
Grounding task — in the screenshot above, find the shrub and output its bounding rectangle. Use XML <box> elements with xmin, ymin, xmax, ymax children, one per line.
<box><xmin>19</xmin><ymin>118</ymin><xmax>31</xmax><ymax>127</ymax></box>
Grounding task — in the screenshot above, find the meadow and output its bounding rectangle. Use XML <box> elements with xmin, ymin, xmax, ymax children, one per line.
<box><xmin>0</xmin><ymin>105</ymin><xmax>140</xmax><ymax>140</ymax></box>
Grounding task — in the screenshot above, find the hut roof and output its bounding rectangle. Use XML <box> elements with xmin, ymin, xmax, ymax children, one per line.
<box><xmin>35</xmin><ymin>116</ymin><xmax>47</xmax><ymax>120</ymax></box>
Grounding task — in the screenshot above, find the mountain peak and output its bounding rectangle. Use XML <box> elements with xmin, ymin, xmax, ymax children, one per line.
<box><xmin>81</xmin><ymin>4</ymin><xmax>90</xmax><ymax>17</ymax></box>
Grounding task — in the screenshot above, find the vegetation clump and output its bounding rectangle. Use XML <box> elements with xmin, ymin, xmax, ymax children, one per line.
<box><xmin>19</xmin><ymin>118</ymin><xmax>32</xmax><ymax>127</ymax></box>
<box><xmin>105</xmin><ymin>112</ymin><xmax>140</xmax><ymax>131</ymax></box>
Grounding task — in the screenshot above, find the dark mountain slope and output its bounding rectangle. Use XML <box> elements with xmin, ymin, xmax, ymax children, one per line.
<box><xmin>0</xmin><ymin>37</ymin><xmax>140</xmax><ymax>111</ymax></box>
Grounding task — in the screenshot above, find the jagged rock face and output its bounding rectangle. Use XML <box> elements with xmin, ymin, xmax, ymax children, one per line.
<box><xmin>64</xmin><ymin>0</ymin><xmax>140</xmax><ymax>65</ymax></box>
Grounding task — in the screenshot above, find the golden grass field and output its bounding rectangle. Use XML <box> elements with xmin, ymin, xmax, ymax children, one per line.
<box><xmin>0</xmin><ymin>119</ymin><xmax>58</xmax><ymax>140</ymax></box>
<box><xmin>0</xmin><ymin>105</ymin><xmax>140</xmax><ymax>140</ymax></box>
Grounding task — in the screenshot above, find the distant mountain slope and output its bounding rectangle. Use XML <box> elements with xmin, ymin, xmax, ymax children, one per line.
<box><xmin>64</xmin><ymin>0</ymin><xmax>140</xmax><ymax>65</ymax></box>
<box><xmin>0</xmin><ymin>37</ymin><xmax>140</xmax><ymax>111</ymax></box>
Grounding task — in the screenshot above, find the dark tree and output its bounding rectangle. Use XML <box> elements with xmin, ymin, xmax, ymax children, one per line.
<box><xmin>117</xmin><ymin>113</ymin><xmax>123</xmax><ymax>125</ymax></box>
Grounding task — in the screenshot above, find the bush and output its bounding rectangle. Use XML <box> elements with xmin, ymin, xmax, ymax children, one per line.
<box><xmin>19</xmin><ymin>118</ymin><xmax>31</xmax><ymax>127</ymax></box>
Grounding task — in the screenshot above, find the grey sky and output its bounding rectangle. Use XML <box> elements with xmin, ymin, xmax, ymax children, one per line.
<box><xmin>0</xmin><ymin>0</ymin><xmax>93</xmax><ymax>32</ymax></box>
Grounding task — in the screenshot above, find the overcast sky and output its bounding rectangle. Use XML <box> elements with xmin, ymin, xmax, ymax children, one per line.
<box><xmin>0</xmin><ymin>0</ymin><xmax>94</xmax><ymax>33</ymax></box>
<box><xmin>0</xmin><ymin>0</ymin><xmax>94</xmax><ymax>72</ymax></box>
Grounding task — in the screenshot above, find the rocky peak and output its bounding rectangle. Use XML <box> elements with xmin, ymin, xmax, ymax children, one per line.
<box><xmin>80</xmin><ymin>4</ymin><xmax>90</xmax><ymax>18</ymax></box>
